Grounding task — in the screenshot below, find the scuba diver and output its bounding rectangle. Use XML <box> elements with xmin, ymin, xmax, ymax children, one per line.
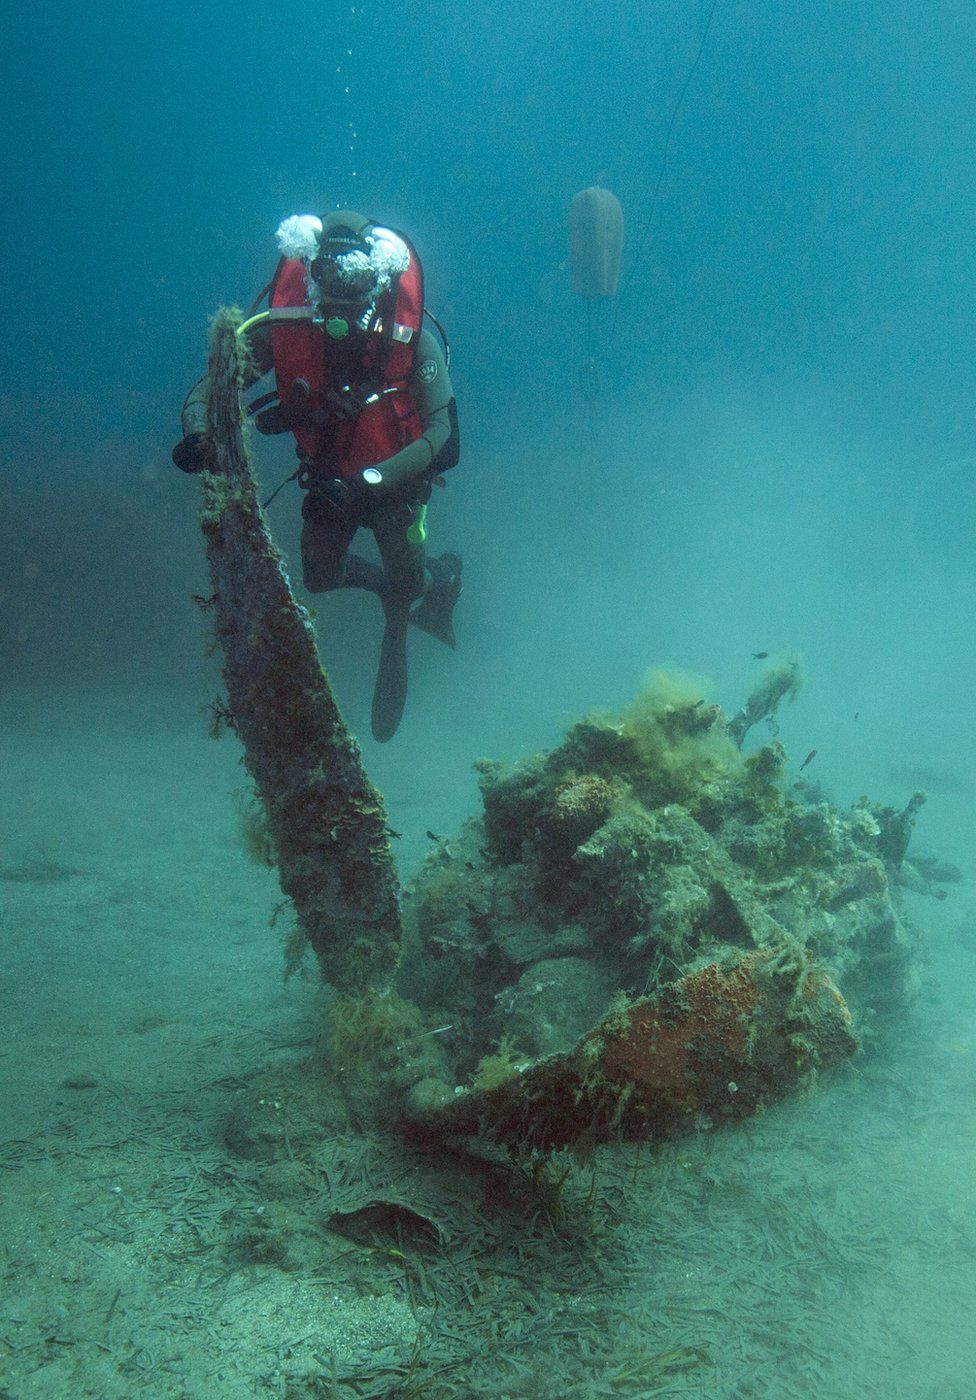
<box><xmin>172</xmin><ymin>209</ymin><xmax>462</xmax><ymax>742</ymax></box>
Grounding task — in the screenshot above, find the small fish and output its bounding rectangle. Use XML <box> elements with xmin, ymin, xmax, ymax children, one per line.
<box><xmin>425</xmin><ymin>830</ymin><xmax>441</xmax><ymax>842</ymax></box>
<box><xmin>799</xmin><ymin>749</ymin><xmax>817</xmax><ymax>771</ymax></box>
<box><xmin>854</xmin><ymin>711</ymin><xmax>860</xmax><ymax>720</ymax></box>
<box><xmin>752</xmin><ymin>651</ymin><xmax>769</xmax><ymax>659</ymax></box>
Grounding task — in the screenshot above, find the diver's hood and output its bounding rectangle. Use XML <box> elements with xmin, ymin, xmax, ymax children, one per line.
<box><xmin>274</xmin><ymin>213</ymin><xmax>410</xmax><ymax>312</ymax></box>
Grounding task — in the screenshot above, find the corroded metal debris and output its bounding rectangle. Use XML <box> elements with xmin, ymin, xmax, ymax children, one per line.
<box><xmin>201</xmin><ymin>309</ymin><xmax>400</xmax><ymax>991</ymax></box>
<box><xmin>405</xmin><ymin>949</ymin><xmax>858</xmax><ymax>1155</ymax></box>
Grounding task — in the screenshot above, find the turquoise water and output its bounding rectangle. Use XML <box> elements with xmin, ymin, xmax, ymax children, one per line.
<box><xmin>2</xmin><ymin>3</ymin><xmax>975</xmax><ymax>1394</ymax></box>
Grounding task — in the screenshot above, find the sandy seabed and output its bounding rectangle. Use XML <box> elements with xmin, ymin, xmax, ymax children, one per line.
<box><xmin>1</xmin><ymin>686</ymin><xmax>975</xmax><ymax>1399</ymax></box>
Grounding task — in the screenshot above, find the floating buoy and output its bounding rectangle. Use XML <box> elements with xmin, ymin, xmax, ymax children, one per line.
<box><xmin>568</xmin><ymin>187</ymin><xmax>624</xmax><ymax>406</ymax></box>
<box><xmin>568</xmin><ymin>187</ymin><xmax>624</xmax><ymax>300</ymax></box>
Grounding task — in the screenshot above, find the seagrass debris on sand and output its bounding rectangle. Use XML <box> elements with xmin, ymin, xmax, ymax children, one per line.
<box><xmin>200</xmin><ymin>308</ymin><xmax>401</xmax><ymax>992</ymax></box>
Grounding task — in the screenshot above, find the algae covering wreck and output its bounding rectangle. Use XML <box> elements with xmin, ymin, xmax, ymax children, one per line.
<box><xmin>200</xmin><ymin>308</ymin><xmax>928</xmax><ymax>1165</ymax></box>
<box><xmin>200</xmin><ymin>310</ymin><xmax>402</xmax><ymax>994</ymax></box>
<box><xmin>393</xmin><ymin>668</ymin><xmax>923</xmax><ymax>1154</ymax></box>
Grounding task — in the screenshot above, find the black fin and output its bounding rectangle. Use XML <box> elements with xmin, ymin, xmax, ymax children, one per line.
<box><xmin>410</xmin><ymin>553</ymin><xmax>462</xmax><ymax>650</ymax></box>
<box><xmin>371</xmin><ymin>601</ymin><xmax>410</xmax><ymax>742</ymax></box>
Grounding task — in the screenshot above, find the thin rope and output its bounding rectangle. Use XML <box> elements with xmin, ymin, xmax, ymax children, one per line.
<box><xmin>610</xmin><ymin>0</ymin><xmax>720</xmax><ymax>347</ymax></box>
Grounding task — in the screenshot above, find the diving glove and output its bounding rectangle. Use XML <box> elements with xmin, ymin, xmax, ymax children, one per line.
<box><xmin>172</xmin><ymin>432</ymin><xmax>211</xmax><ymax>474</ymax></box>
<box><xmin>309</xmin><ymin>474</ymin><xmax>372</xmax><ymax>524</ymax></box>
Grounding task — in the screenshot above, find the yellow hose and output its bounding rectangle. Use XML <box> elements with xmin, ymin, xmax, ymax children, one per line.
<box><xmin>236</xmin><ymin>310</ymin><xmax>271</xmax><ymax>339</ymax></box>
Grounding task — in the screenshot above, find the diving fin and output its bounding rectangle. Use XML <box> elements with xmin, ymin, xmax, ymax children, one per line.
<box><xmin>371</xmin><ymin>599</ymin><xmax>410</xmax><ymax>743</ymax></box>
<box><xmin>410</xmin><ymin>552</ymin><xmax>462</xmax><ymax>650</ymax></box>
